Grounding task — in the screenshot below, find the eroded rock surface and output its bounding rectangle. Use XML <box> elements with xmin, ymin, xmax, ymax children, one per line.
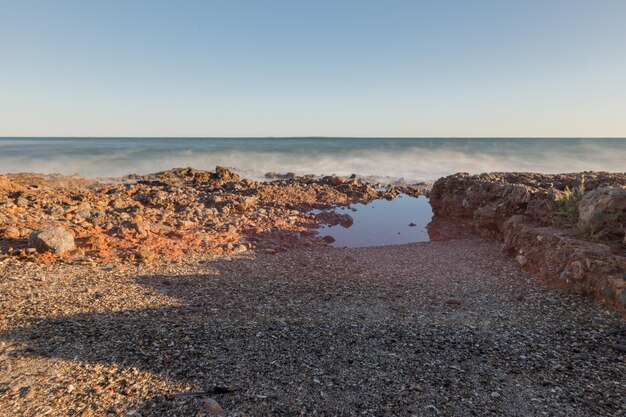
<box><xmin>578</xmin><ymin>187</ymin><xmax>626</xmax><ymax>241</ymax></box>
<box><xmin>430</xmin><ymin>172</ymin><xmax>626</xmax><ymax>315</ymax></box>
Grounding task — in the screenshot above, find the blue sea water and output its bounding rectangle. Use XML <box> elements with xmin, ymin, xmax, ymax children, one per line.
<box><xmin>0</xmin><ymin>137</ymin><xmax>624</xmax><ymax>182</ymax></box>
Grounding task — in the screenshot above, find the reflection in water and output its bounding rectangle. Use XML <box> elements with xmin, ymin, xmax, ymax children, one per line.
<box><xmin>318</xmin><ymin>195</ymin><xmax>433</xmax><ymax>248</ymax></box>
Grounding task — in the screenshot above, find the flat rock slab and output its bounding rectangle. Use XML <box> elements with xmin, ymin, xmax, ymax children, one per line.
<box><xmin>0</xmin><ymin>238</ymin><xmax>624</xmax><ymax>416</ymax></box>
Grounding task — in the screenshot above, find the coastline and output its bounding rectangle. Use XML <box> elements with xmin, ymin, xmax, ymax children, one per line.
<box><xmin>0</xmin><ymin>167</ymin><xmax>427</xmax><ymax>265</ymax></box>
<box><xmin>1</xmin><ymin>167</ymin><xmax>625</xmax><ymax>416</ymax></box>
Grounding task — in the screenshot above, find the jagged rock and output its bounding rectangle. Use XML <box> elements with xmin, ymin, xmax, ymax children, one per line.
<box><xmin>430</xmin><ymin>173</ymin><xmax>626</xmax><ymax>316</ymax></box>
<box><xmin>431</xmin><ymin>172</ymin><xmax>626</xmax><ymax>240</ymax></box>
<box><xmin>215</xmin><ymin>166</ymin><xmax>240</xmax><ymax>182</ymax></box>
<box><xmin>28</xmin><ymin>227</ymin><xmax>75</xmax><ymax>254</ymax></box>
<box><xmin>504</xmin><ymin>215</ymin><xmax>625</xmax><ymax>315</ymax></box>
<box><xmin>578</xmin><ymin>187</ymin><xmax>626</xmax><ymax>241</ymax></box>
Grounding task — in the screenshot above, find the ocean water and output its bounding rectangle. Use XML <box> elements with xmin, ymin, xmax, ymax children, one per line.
<box><xmin>0</xmin><ymin>137</ymin><xmax>624</xmax><ymax>182</ymax></box>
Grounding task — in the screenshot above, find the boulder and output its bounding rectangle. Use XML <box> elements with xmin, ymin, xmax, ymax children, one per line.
<box><xmin>578</xmin><ymin>187</ymin><xmax>626</xmax><ymax>241</ymax></box>
<box><xmin>28</xmin><ymin>227</ymin><xmax>75</xmax><ymax>254</ymax></box>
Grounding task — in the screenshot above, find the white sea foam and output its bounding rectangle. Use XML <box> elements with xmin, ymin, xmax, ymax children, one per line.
<box><xmin>0</xmin><ymin>138</ymin><xmax>624</xmax><ymax>182</ymax></box>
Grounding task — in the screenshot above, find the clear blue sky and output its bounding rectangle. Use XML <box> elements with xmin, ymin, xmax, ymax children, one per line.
<box><xmin>1</xmin><ymin>0</ymin><xmax>625</xmax><ymax>137</ymax></box>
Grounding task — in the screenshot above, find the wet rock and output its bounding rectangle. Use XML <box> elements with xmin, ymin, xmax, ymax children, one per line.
<box><xmin>28</xmin><ymin>227</ymin><xmax>75</xmax><ymax>254</ymax></box>
<box><xmin>322</xmin><ymin>235</ymin><xmax>336</xmax><ymax>244</ymax></box>
<box><xmin>316</xmin><ymin>213</ymin><xmax>353</xmax><ymax>228</ymax></box>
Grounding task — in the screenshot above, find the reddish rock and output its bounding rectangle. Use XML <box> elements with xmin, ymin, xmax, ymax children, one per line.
<box><xmin>2</xmin><ymin>226</ymin><xmax>21</xmax><ymax>239</ymax></box>
<box><xmin>504</xmin><ymin>215</ymin><xmax>625</xmax><ymax>315</ymax></box>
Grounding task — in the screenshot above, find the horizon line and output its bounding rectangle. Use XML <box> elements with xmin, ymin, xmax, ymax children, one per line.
<box><xmin>2</xmin><ymin>136</ymin><xmax>626</xmax><ymax>139</ymax></box>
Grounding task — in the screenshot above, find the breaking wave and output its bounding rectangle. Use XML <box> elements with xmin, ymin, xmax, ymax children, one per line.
<box><xmin>0</xmin><ymin>137</ymin><xmax>624</xmax><ymax>183</ymax></box>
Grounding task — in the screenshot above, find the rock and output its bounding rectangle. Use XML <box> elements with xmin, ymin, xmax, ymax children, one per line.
<box><xmin>322</xmin><ymin>235</ymin><xmax>336</xmax><ymax>244</ymax></box>
<box><xmin>28</xmin><ymin>227</ymin><xmax>75</xmax><ymax>254</ymax></box>
<box><xmin>202</xmin><ymin>397</ymin><xmax>225</xmax><ymax>416</ymax></box>
<box><xmin>127</xmin><ymin>220</ymin><xmax>150</xmax><ymax>238</ymax></box>
<box><xmin>504</xmin><ymin>215</ymin><xmax>626</xmax><ymax>315</ymax></box>
<box><xmin>74</xmin><ymin>209</ymin><xmax>92</xmax><ymax>220</ymax></box>
<box><xmin>234</xmin><ymin>244</ymin><xmax>247</xmax><ymax>253</ymax></box>
<box><xmin>3</xmin><ymin>226</ymin><xmax>21</xmax><ymax>239</ymax></box>
<box><xmin>329</xmin><ymin>176</ymin><xmax>347</xmax><ymax>186</ymax></box>
<box><xmin>110</xmin><ymin>198</ymin><xmax>126</xmax><ymax>209</ymax></box>
<box><xmin>215</xmin><ymin>166</ymin><xmax>240</xmax><ymax>182</ymax></box>
<box><xmin>265</xmin><ymin>172</ymin><xmax>296</xmax><ymax>180</ymax></box>
<box><xmin>578</xmin><ymin>187</ymin><xmax>626</xmax><ymax>240</ymax></box>
<box><xmin>136</xmin><ymin>248</ymin><xmax>156</xmax><ymax>264</ymax></box>
<box><xmin>430</xmin><ymin>172</ymin><xmax>626</xmax><ymax>239</ymax></box>
<box><xmin>431</xmin><ymin>173</ymin><xmax>626</xmax><ymax>317</ymax></box>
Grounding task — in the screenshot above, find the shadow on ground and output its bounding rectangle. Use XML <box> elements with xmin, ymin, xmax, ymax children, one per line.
<box><xmin>2</xmin><ymin>241</ymin><xmax>625</xmax><ymax>416</ymax></box>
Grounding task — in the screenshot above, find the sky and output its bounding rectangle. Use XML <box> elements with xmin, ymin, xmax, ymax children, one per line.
<box><xmin>1</xmin><ymin>0</ymin><xmax>626</xmax><ymax>137</ymax></box>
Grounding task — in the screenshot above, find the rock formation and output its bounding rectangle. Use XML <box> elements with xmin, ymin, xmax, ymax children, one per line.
<box><xmin>430</xmin><ymin>172</ymin><xmax>626</xmax><ymax>315</ymax></box>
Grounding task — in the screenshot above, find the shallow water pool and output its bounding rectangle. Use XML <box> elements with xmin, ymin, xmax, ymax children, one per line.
<box><xmin>318</xmin><ymin>195</ymin><xmax>433</xmax><ymax>248</ymax></box>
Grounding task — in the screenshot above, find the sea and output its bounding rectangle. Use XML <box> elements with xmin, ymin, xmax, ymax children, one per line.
<box><xmin>0</xmin><ymin>137</ymin><xmax>624</xmax><ymax>183</ymax></box>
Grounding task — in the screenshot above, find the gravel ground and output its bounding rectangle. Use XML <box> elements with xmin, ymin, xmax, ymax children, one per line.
<box><xmin>1</xmin><ymin>238</ymin><xmax>624</xmax><ymax>416</ymax></box>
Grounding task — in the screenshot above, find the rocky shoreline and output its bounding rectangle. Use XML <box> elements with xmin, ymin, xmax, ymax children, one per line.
<box><xmin>0</xmin><ymin>167</ymin><xmax>426</xmax><ymax>266</ymax></box>
<box><xmin>430</xmin><ymin>172</ymin><xmax>626</xmax><ymax>316</ymax></box>
<box><xmin>1</xmin><ymin>168</ymin><xmax>625</xmax><ymax>416</ymax></box>
<box><xmin>2</xmin><ymin>167</ymin><xmax>626</xmax><ymax>317</ymax></box>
